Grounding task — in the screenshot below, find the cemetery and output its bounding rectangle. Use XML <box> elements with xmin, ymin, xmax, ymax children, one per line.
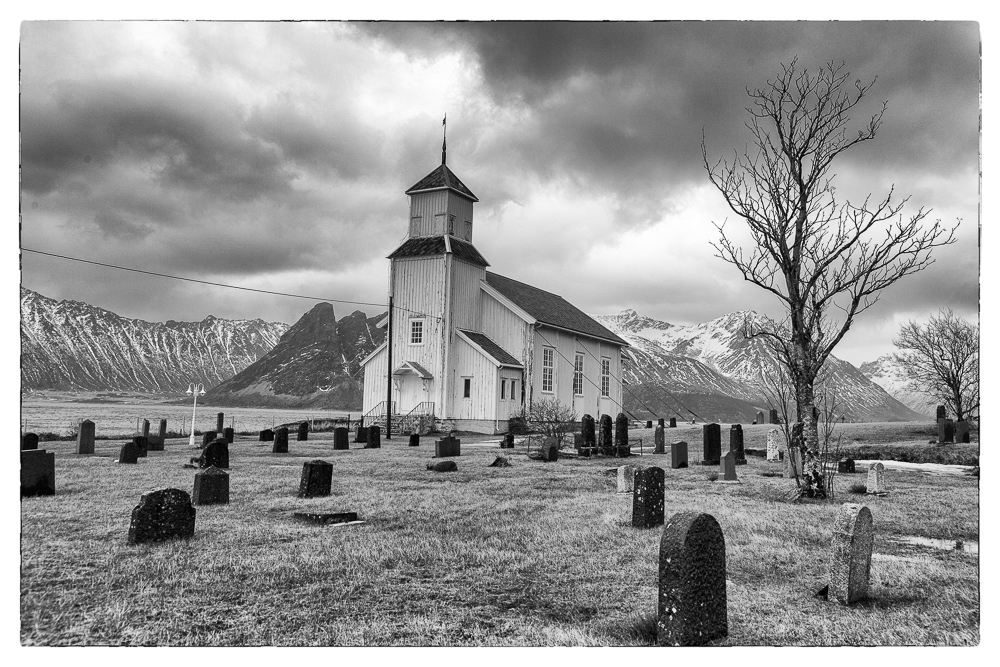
<box><xmin>19</xmin><ymin>418</ymin><xmax>978</xmax><ymax>646</ymax></box>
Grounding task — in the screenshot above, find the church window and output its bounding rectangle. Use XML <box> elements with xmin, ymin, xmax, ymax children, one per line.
<box><xmin>573</xmin><ymin>353</ymin><xmax>585</xmax><ymax>396</ymax></box>
<box><xmin>501</xmin><ymin>379</ymin><xmax>507</xmax><ymax>399</ymax></box>
<box><xmin>601</xmin><ymin>358</ymin><xmax>611</xmax><ymax>397</ymax></box>
<box><xmin>448</xmin><ymin>214</ymin><xmax>456</xmax><ymax>235</ymax></box>
<box><xmin>410</xmin><ymin>319</ymin><xmax>424</xmax><ymax>345</ymax></box>
<box><xmin>542</xmin><ymin>347</ymin><xmax>554</xmax><ymax>393</ymax></box>
<box><xmin>463</xmin><ymin>377</ymin><xmax>472</xmax><ymax>398</ymax></box>
<box><xmin>511</xmin><ymin>380</ymin><xmax>517</xmax><ymax>400</ymax></box>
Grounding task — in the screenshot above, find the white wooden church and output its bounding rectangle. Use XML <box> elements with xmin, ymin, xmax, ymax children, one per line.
<box><xmin>361</xmin><ymin>141</ymin><xmax>628</xmax><ymax>434</ymax></box>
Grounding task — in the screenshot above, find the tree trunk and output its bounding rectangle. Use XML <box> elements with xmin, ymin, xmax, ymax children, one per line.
<box><xmin>793</xmin><ymin>345</ymin><xmax>826</xmax><ymax>499</ymax></box>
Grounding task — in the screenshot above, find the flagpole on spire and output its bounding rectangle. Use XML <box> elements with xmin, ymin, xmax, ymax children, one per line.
<box><xmin>442</xmin><ymin>113</ymin><xmax>447</xmax><ymax>165</ymax></box>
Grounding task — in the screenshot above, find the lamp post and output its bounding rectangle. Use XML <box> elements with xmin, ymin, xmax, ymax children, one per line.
<box><xmin>186</xmin><ymin>383</ymin><xmax>206</xmax><ymax>447</ymax></box>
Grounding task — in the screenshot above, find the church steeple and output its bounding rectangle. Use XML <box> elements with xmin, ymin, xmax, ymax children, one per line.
<box><xmin>442</xmin><ymin>114</ymin><xmax>447</xmax><ymax>166</ymax></box>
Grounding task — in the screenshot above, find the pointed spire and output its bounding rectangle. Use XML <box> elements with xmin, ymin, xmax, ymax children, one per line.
<box><xmin>441</xmin><ymin>113</ymin><xmax>447</xmax><ymax>165</ymax></box>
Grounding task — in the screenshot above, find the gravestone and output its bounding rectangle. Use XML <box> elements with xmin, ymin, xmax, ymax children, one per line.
<box><xmin>200</xmin><ymin>438</ymin><xmax>229</xmax><ymax>469</ymax></box>
<box><xmin>334</xmin><ymin>427</ymin><xmax>350</xmax><ymax>450</ymax></box>
<box><xmin>192</xmin><ymin>466</ymin><xmax>229</xmax><ymax>505</ymax></box>
<box><xmin>769</xmin><ymin>409</ymin><xmax>779</xmax><ymax>424</ymax></box>
<box><xmin>654</xmin><ymin>425</ymin><xmax>665</xmax><ymax>454</ymax></box>
<box><xmin>500</xmin><ymin>432</ymin><xmax>512</xmax><ymax>449</ymax></box>
<box><xmin>633</xmin><ymin>466</ymin><xmax>665</xmax><ymax>528</ymax></box>
<box><xmin>582</xmin><ymin>413</ymin><xmax>596</xmax><ymax>447</ymax></box>
<box><xmin>355</xmin><ymin>426</ymin><xmax>368</xmax><ymax>443</ymax></box>
<box><xmin>409</xmin><ymin>433</ymin><xmax>421</xmax><ymax>448</ymax></box>
<box><xmin>127</xmin><ymin>488</ymin><xmax>196</xmax><ymax>544</ymax></box>
<box><xmin>702</xmin><ymin>423</ymin><xmax>721</xmax><ymax>466</ymax></box>
<box><xmin>259</xmin><ymin>429</ymin><xmax>274</xmax><ymax>442</ymax></box>
<box><xmin>766</xmin><ymin>429</ymin><xmax>781</xmax><ymax>461</ymax></box>
<box><xmin>201</xmin><ymin>431</ymin><xmax>217</xmax><ymax>448</ymax></box>
<box><xmin>936</xmin><ymin>405</ymin><xmax>946</xmax><ymax>420</ymax></box>
<box><xmin>729</xmin><ymin>424</ymin><xmax>746</xmax><ymax>464</ymax></box>
<box><xmin>21</xmin><ymin>449</ymin><xmax>55</xmax><ymax>496</ymax></box>
<box><xmin>955</xmin><ymin>421</ymin><xmax>971</xmax><ymax>443</ymax></box>
<box><xmin>428</xmin><ymin>460</ymin><xmax>457</xmax><ymax>472</ymax></box>
<box><xmin>223</xmin><ymin>427</ymin><xmax>234</xmax><ymax>444</ymax></box>
<box><xmin>149</xmin><ymin>419</ymin><xmax>167</xmax><ymax>451</ymax></box>
<box><xmin>536</xmin><ymin>438</ymin><xmax>559</xmax><ymax>462</ymax></box>
<box><xmin>614</xmin><ymin>413</ymin><xmax>629</xmax><ymax>455</ymax></box>
<box><xmin>828</xmin><ymin>504</ymin><xmax>875</xmax><ymax>605</ymax></box>
<box><xmin>866</xmin><ymin>462</ymin><xmax>886</xmax><ymax>494</ymax></box>
<box><xmin>298</xmin><ymin>460</ymin><xmax>333</xmax><ymax>498</ymax></box>
<box><xmin>657</xmin><ymin>512</ymin><xmax>728</xmax><ymax>646</ymax></box>
<box><xmin>837</xmin><ymin>458</ymin><xmax>856</xmax><ymax>474</ymax></box>
<box><xmin>785</xmin><ymin>447</ymin><xmax>802</xmax><ymax>478</ymax></box>
<box><xmin>658</xmin><ymin>418</ymin><xmax>665</xmax><ymax>428</ymax></box>
<box><xmin>297</xmin><ymin>421</ymin><xmax>309</xmax><ymax>441</ymax></box>
<box><xmin>435</xmin><ymin>435</ymin><xmax>461</xmax><ymax>458</ymax></box>
<box><xmin>618</xmin><ymin>464</ymin><xmax>640</xmax><ymax>493</ymax></box>
<box><xmin>756</xmin><ymin>410</ymin><xmax>765</xmax><ymax>425</ymax></box>
<box><xmin>669</xmin><ymin>417</ymin><xmax>677</xmax><ymax>428</ymax></box>
<box><xmin>133</xmin><ymin>436</ymin><xmax>148</xmax><ymax>458</ymax></box>
<box><xmin>21</xmin><ymin>433</ymin><xmax>39</xmax><ymax>450</ymax></box>
<box><xmin>272</xmin><ymin>428</ymin><xmax>289</xmax><ymax>454</ymax></box>
<box><xmin>366</xmin><ymin>424</ymin><xmax>381</xmax><ymax>449</ymax></box>
<box><xmin>670</xmin><ymin>441</ymin><xmax>688</xmax><ymax>469</ymax></box>
<box><xmin>937</xmin><ymin>419</ymin><xmax>954</xmax><ymax>444</ymax></box>
<box><xmin>599</xmin><ymin>414</ymin><xmax>613</xmax><ymax>454</ymax></box>
<box><xmin>141</xmin><ymin>419</ymin><xmax>150</xmax><ymax>438</ymax></box>
<box><xmin>119</xmin><ymin>440</ymin><xmax>140</xmax><ymax>464</ymax></box>
<box><xmin>646</xmin><ymin>420</ymin><xmax>653</xmax><ymax>429</ymax></box>
<box><xmin>216</xmin><ymin>412</ymin><xmax>225</xmax><ymax>433</ymax></box>
<box><xmin>720</xmin><ymin>451</ymin><xmax>737</xmax><ymax>481</ymax></box>
<box><xmin>77</xmin><ymin>419</ymin><xmax>95</xmax><ymax>455</ymax></box>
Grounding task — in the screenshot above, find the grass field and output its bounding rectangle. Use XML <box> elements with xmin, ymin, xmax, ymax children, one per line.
<box><xmin>20</xmin><ymin>421</ymin><xmax>979</xmax><ymax>646</ymax></box>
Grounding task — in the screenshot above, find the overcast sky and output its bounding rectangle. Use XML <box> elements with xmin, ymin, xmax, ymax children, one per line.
<box><xmin>18</xmin><ymin>20</ymin><xmax>980</xmax><ymax>365</ymax></box>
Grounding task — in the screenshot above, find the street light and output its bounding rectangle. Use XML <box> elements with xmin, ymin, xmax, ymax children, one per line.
<box><xmin>186</xmin><ymin>382</ymin><xmax>206</xmax><ymax>448</ymax></box>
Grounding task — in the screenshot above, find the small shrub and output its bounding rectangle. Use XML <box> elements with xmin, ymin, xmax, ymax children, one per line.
<box><xmin>847</xmin><ymin>482</ymin><xmax>867</xmax><ymax>494</ymax></box>
<box><xmin>707</xmin><ymin>471</ymin><xmax>719</xmax><ymax>482</ymax></box>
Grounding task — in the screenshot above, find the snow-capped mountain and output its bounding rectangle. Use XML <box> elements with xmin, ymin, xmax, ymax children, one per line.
<box><xmin>594</xmin><ymin>309</ymin><xmax>926</xmax><ymax>422</ymax></box>
<box><xmin>859</xmin><ymin>354</ymin><xmax>937</xmax><ymax>418</ymax></box>
<box><xmin>20</xmin><ymin>287</ymin><xmax>289</xmax><ymax>393</ymax></box>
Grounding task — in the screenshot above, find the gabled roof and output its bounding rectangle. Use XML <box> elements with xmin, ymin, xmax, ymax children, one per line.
<box><xmin>484</xmin><ymin>272</ymin><xmax>629</xmax><ymax>346</ymax></box>
<box><xmin>405</xmin><ymin>164</ymin><xmax>479</xmax><ymax>202</ymax></box>
<box><xmin>392</xmin><ymin>360</ymin><xmax>433</xmax><ymax>378</ymax></box>
<box><xmin>387</xmin><ymin>235</ymin><xmax>489</xmax><ymax>267</ymax></box>
<box><xmin>457</xmin><ymin>330</ymin><xmax>523</xmax><ymax>368</ymax></box>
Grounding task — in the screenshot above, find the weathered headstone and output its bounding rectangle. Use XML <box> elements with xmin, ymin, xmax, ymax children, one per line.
<box><xmin>435</xmin><ymin>434</ymin><xmax>461</xmax><ymax>458</ymax></box>
<box><xmin>670</xmin><ymin>441</ymin><xmax>688</xmax><ymax>469</ymax></box>
<box><xmin>259</xmin><ymin>428</ymin><xmax>274</xmax><ymax>442</ymax></box>
<box><xmin>428</xmin><ymin>460</ymin><xmax>457</xmax><ymax>472</ymax></box>
<box><xmin>646</xmin><ymin>420</ymin><xmax>653</xmax><ymax>429</ymax></box>
<box><xmin>200</xmin><ymin>438</ymin><xmax>229</xmax><ymax>469</ymax></box>
<box><xmin>410</xmin><ymin>433</ymin><xmax>422</xmax><ymax>448</ymax></box>
<box><xmin>729</xmin><ymin>424</ymin><xmax>746</xmax><ymax>464</ymax></box>
<box><xmin>615</xmin><ymin>413</ymin><xmax>629</xmax><ymax>456</ymax></box>
<box><xmin>127</xmin><ymin>488</ymin><xmax>196</xmax><ymax>544</ymax></box>
<box><xmin>355</xmin><ymin>426</ymin><xmax>368</xmax><ymax>443</ymax></box>
<box><xmin>582</xmin><ymin>413</ymin><xmax>596</xmax><ymax>447</ymax></box>
<box><xmin>539</xmin><ymin>438</ymin><xmax>559</xmax><ymax>462</ymax></box>
<box><xmin>223</xmin><ymin>427</ymin><xmax>234</xmax><ymax>444</ymax></box>
<box><xmin>658</xmin><ymin>418</ymin><xmax>665</xmax><ymax>428</ymax></box>
<box><xmin>298</xmin><ymin>460</ymin><xmax>333</xmax><ymax>498</ymax></box>
<box><xmin>201</xmin><ymin>431</ymin><xmax>217</xmax><ymax>448</ymax></box>
<box><xmin>21</xmin><ymin>449</ymin><xmax>55</xmax><ymax>496</ymax></box>
<box><xmin>272</xmin><ymin>428</ymin><xmax>289</xmax><ymax>454</ymax></box>
<box><xmin>149</xmin><ymin>419</ymin><xmax>167</xmax><ymax>451</ymax></box>
<box><xmin>216</xmin><ymin>412</ymin><xmax>225</xmax><ymax>433</ymax></box>
<box><xmin>828</xmin><ymin>504</ymin><xmax>875</xmax><ymax>605</ymax></box>
<box><xmin>785</xmin><ymin>447</ymin><xmax>802</xmax><ymax>478</ymax></box>
<box><xmin>334</xmin><ymin>427</ymin><xmax>349</xmax><ymax>450</ymax></box>
<box><xmin>366</xmin><ymin>424</ymin><xmax>381</xmax><ymax>449</ymax></box>
<box><xmin>633</xmin><ymin>466</ymin><xmax>665</xmax><ymax>528</ymax></box>
<box><xmin>669</xmin><ymin>417</ymin><xmax>677</xmax><ymax>428</ymax></box>
<box><xmin>837</xmin><ymin>458</ymin><xmax>856</xmax><ymax>474</ymax></box>
<box><xmin>657</xmin><ymin>511</ymin><xmax>728</xmax><ymax>646</ymax></box>
<box><xmin>720</xmin><ymin>451</ymin><xmax>737</xmax><ymax>481</ymax></box>
<box><xmin>766</xmin><ymin>429</ymin><xmax>781</xmax><ymax>461</ymax></box>
<box><xmin>21</xmin><ymin>433</ymin><xmax>39</xmax><ymax>450</ymax></box>
<box><xmin>77</xmin><ymin>419</ymin><xmax>95</xmax><ymax>455</ymax></box>
<box><xmin>654</xmin><ymin>425</ymin><xmax>665</xmax><ymax>454</ymax></box>
<box><xmin>702</xmin><ymin>423</ymin><xmax>721</xmax><ymax>466</ymax></box>
<box><xmin>141</xmin><ymin>419</ymin><xmax>150</xmax><ymax>438</ymax></box>
<box><xmin>599</xmin><ymin>414</ymin><xmax>613</xmax><ymax>454</ymax></box>
<box><xmin>769</xmin><ymin>409</ymin><xmax>779</xmax><ymax>424</ymax></box>
<box><xmin>955</xmin><ymin>420</ymin><xmax>971</xmax><ymax>443</ymax></box>
<box><xmin>297</xmin><ymin>421</ymin><xmax>309</xmax><ymax>441</ymax></box>
<box><xmin>936</xmin><ymin>405</ymin><xmax>946</xmax><ymax>420</ymax></box>
<box><xmin>937</xmin><ymin>419</ymin><xmax>954</xmax><ymax>444</ymax></box>
<box><xmin>866</xmin><ymin>462</ymin><xmax>886</xmax><ymax>494</ymax></box>
<box><xmin>756</xmin><ymin>410</ymin><xmax>765</xmax><ymax>425</ymax></box>
<box><xmin>119</xmin><ymin>440</ymin><xmax>140</xmax><ymax>464</ymax></box>
<box><xmin>500</xmin><ymin>432</ymin><xmax>512</xmax><ymax>449</ymax></box>
<box><xmin>192</xmin><ymin>466</ymin><xmax>229</xmax><ymax>505</ymax></box>
<box><xmin>133</xmin><ymin>436</ymin><xmax>148</xmax><ymax>458</ymax></box>
<box><xmin>618</xmin><ymin>464</ymin><xmax>639</xmax><ymax>493</ymax></box>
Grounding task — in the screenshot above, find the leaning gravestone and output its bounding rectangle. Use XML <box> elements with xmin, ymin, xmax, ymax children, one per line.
<box><xmin>127</xmin><ymin>488</ymin><xmax>196</xmax><ymax>545</ymax></box>
<box><xmin>702</xmin><ymin>423</ymin><xmax>721</xmax><ymax>466</ymax></box>
<box><xmin>77</xmin><ymin>419</ymin><xmax>95</xmax><ymax>455</ymax></box>
<box><xmin>334</xmin><ymin>427</ymin><xmax>350</xmax><ymax>450</ymax></box>
<box><xmin>21</xmin><ymin>433</ymin><xmax>39</xmax><ymax>450</ymax></box>
<box><xmin>654</xmin><ymin>425</ymin><xmax>665</xmax><ymax>454</ymax></box>
<box><xmin>866</xmin><ymin>462</ymin><xmax>886</xmax><ymax>494</ymax></box>
<box><xmin>366</xmin><ymin>424</ymin><xmax>381</xmax><ymax>449</ymax></box>
<box><xmin>223</xmin><ymin>427</ymin><xmax>234</xmax><ymax>444</ymax></box>
<box><xmin>200</xmin><ymin>438</ymin><xmax>229</xmax><ymax>469</ymax></box>
<box><xmin>633</xmin><ymin>466</ymin><xmax>665</xmax><ymax>528</ymax></box>
<box><xmin>615</xmin><ymin>413</ymin><xmax>629</xmax><ymax>456</ymax></box>
<box><xmin>729</xmin><ymin>424</ymin><xmax>746</xmax><ymax>464</ymax></box>
<box><xmin>669</xmin><ymin>417</ymin><xmax>677</xmax><ymax>428</ymax></box>
<box><xmin>670</xmin><ymin>441</ymin><xmax>688</xmax><ymax>469</ymax></box>
<box><xmin>133</xmin><ymin>436</ymin><xmax>148</xmax><ymax>458</ymax></box>
<box><xmin>297</xmin><ymin>421</ymin><xmax>309</xmax><ymax>441</ymax></box>
<box><xmin>937</xmin><ymin>419</ymin><xmax>955</xmax><ymax>444</ymax></box>
<box><xmin>936</xmin><ymin>405</ymin><xmax>946</xmax><ymax>420</ymax></box>
<box><xmin>618</xmin><ymin>464</ymin><xmax>640</xmax><ymax>493</ymax></box>
<box><xmin>955</xmin><ymin>420</ymin><xmax>971</xmax><ymax>443</ymax></box>
<box><xmin>720</xmin><ymin>451</ymin><xmax>738</xmax><ymax>481</ymax></box>
<box><xmin>766</xmin><ymin>429</ymin><xmax>781</xmax><ymax>461</ymax></box>
<box><xmin>828</xmin><ymin>503</ymin><xmax>875</xmax><ymax>605</ymax></box>
<box><xmin>582</xmin><ymin>413</ymin><xmax>596</xmax><ymax>447</ymax></box>
<box><xmin>298</xmin><ymin>460</ymin><xmax>333</xmax><ymax>498</ymax></box>
<box><xmin>201</xmin><ymin>431</ymin><xmax>217</xmax><ymax>448</ymax></box>
<box><xmin>216</xmin><ymin>412</ymin><xmax>225</xmax><ymax>433</ymax></box>
<box><xmin>119</xmin><ymin>440</ymin><xmax>140</xmax><ymax>464</ymax></box>
<box><xmin>355</xmin><ymin>426</ymin><xmax>368</xmax><ymax>444</ymax></box>
<box><xmin>259</xmin><ymin>429</ymin><xmax>274</xmax><ymax>442</ymax></box>
<box><xmin>599</xmin><ymin>414</ymin><xmax>613</xmax><ymax>454</ymax></box>
<box><xmin>435</xmin><ymin>434</ymin><xmax>461</xmax><ymax>458</ymax></box>
<box><xmin>21</xmin><ymin>449</ymin><xmax>55</xmax><ymax>496</ymax></box>
<box><xmin>837</xmin><ymin>458</ymin><xmax>856</xmax><ymax>474</ymax></box>
<box><xmin>273</xmin><ymin>428</ymin><xmax>289</xmax><ymax>454</ymax></box>
<box><xmin>657</xmin><ymin>511</ymin><xmax>728</xmax><ymax>646</ymax></box>
<box><xmin>192</xmin><ymin>466</ymin><xmax>229</xmax><ymax>505</ymax></box>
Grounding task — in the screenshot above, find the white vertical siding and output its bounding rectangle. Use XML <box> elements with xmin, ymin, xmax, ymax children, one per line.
<box><xmin>497</xmin><ymin>367</ymin><xmax>524</xmax><ymax>421</ymax></box>
<box><xmin>450</xmin><ymin>259</ymin><xmax>486</xmax><ymax>332</ymax></box>
<box><xmin>362</xmin><ymin>345</ymin><xmax>388</xmax><ymax>414</ymax></box>
<box><xmin>408</xmin><ymin>191</ymin><xmax>448</xmax><ymax>236</ymax></box>
<box><xmin>530</xmin><ymin>326</ymin><xmax>625</xmax><ymax>421</ymax></box>
<box><xmin>452</xmin><ymin>336</ymin><xmax>498</xmax><ymax>421</ymax></box>
<box><xmin>392</xmin><ymin>256</ymin><xmax>447</xmax><ymax>413</ymax></box>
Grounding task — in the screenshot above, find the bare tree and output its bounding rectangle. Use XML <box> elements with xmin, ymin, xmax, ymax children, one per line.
<box><xmin>893</xmin><ymin>310</ymin><xmax>979</xmax><ymax>422</ymax></box>
<box><xmin>703</xmin><ymin>60</ymin><xmax>956</xmax><ymax>498</ymax></box>
<box><xmin>527</xmin><ymin>396</ymin><xmax>577</xmax><ymax>447</ymax></box>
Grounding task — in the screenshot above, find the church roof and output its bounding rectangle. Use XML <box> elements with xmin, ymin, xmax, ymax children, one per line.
<box><xmin>405</xmin><ymin>164</ymin><xmax>479</xmax><ymax>202</ymax></box>
<box><xmin>458</xmin><ymin>330</ymin><xmax>523</xmax><ymax>367</ymax></box>
<box><xmin>484</xmin><ymin>272</ymin><xmax>629</xmax><ymax>346</ymax></box>
<box><xmin>387</xmin><ymin>235</ymin><xmax>489</xmax><ymax>267</ymax></box>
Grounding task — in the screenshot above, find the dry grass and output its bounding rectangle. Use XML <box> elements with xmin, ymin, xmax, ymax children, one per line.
<box><xmin>20</xmin><ymin>425</ymin><xmax>979</xmax><ymax>646</ymax></box>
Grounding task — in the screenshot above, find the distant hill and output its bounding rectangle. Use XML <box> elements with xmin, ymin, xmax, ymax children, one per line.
<box><xmin>858</xmin><ymin>354</ymin><xmax>937</xmax><ymax>418</ymax></box>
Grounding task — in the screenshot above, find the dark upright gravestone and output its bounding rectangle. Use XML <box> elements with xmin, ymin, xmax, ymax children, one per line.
<box><xmin>127</xmin><ymin>488</ymin><xmax>196</xmax><ymax>545</ymax></box>
<box><xmin>141</xmin><ymin>419</ymin><xmax>150</xmax><ymax>438</ymax></box>
<box><xmin>273</xmin><ymin>428</ymin><xmax>289</xmax><ymax>454</ymax></box>
<box><xmin>192</xmin><ymin>466</ymin><xmax>229</xmax><ymax>505</ymax></box>
<box><xmin>216</xmin><ymin>412</ymin><xmax>225</xmax><ymax>433</ymax></box>
<box><xmin>729</xmin><ymin>424</ymin><xmax>746</xmax><ymax>464</ymax></box>
<box><xmin>355</xmin><ymin>426</ymin><xmax>368</xmax><ymax>443</ymax></box>
<box><xmin>223</xmin><ymin>427</ymin><xmax>234</xmax><ymax>444</ymax></box>
<box><xmin>936</xmin><ymin>405</ymin><xmax>946</xmax><ymax>420</ymax></box>
<box><xmin>658</xmin><ymin>418</ymin><xmax>665</xmax><ymax>428</ymax></box>
<box><xmin>599</xmin><ymin>414</ymin><xmax>613</xmax><ymax>454</ymax></box>
<box><xmin>21</xmin><ymin>449</ymin><xmax>55</xmax><ymax>496</ymax></box>
<box><xmin>200</xmin><ymin>438</ymin><xmax>229</xmax><ymax>469</ymax></box>
<box><xmin>201</xmin><ymin>431</ymin><xmax>217</xmax><ymax>448</ymax></box>
<box><xmin>540</xmin><ymin>438</ymin><xmax>559</xmax><ymax>462</ymax></box>
<box><xmin>119</xmin><ymin>440</ymin><xmax>140</xmax><ymax>464</ymax></box>
<box><xmin>837</xmin><ymin>458</ymin><xmax>856</xmax><ymax>474</ymax></box>
<box><xmin>260</xmin><ymin>429</ymin><xmax>274</xmax><ymax>442</ymax></box>
<box><xmin>334</xmin><ymin>427</ymin><xmax>350</xmax><ymax>450</ymax></box>
<box><xmin>720</xmin><ymin>451</ymin><xmax>737</xmax><ymax>481</ymax></box>
<box><xmin>955</xmin><ymin>420</ymin><xmax>971</xmax><ymax>443</ymax></box>
<box><xmin>657</xmin><ymin>512</ymin><xmax>728</xmax><ymax>646</ymax></box>
<box><xmin>671</xmin><ymin>441</ymin><xmax>688</xmax><ymax>469</ymax></box>
<box><xmin>77</xmin><ymin>419</ymin><xmax>95</xmax><ymax>455</ymax></box>
<box><xmin>702</xmin><ymin>423</ymin><xmax>721</xmax><ymax>466</ymax></box>
<box><xmin>582</xmin><ymin>413</ymin><xmax>596</xmax><ymax>447</ymax></box>
<box><xmin>297</xmin><ymin>421</ymin><xmax>309</xmax><ymax>441</ymax></box>
<box><xmin>632</xmin><ymin>466</ymin><xmax>665</xmax><ymax>529</ymax></box>
<box><xmin>298</xmin><ymin>460</ymin><xmax>333</xmax><ymax>498</ymax></box>
<box><xmin>500</xmin><ymin>432</ymin><xmax>512</xmax><ymax>449</ymax></box>
<box><xmin>646</xmin><ymin>420</ymin><xmax>653</xmax><ymax>429</ymax></box>
<box><xmin>937</xmin><ymin>419</ymin><xmax>954</xmax><ymax>444</ymax></box>
<box><xmin>669</xmin><ymin>417</ymin><xmax>677</xmax><ymax>428</ymax></box>
<box><xmin>756</xmin><ymin>410</ymin><xmax>765</xmax><ymax>425</ymax></box>
<box><xmin>435</xmin><ymin>435</ymin><xmax>461</xmax><ymax>458</ymax></box>
<box><xmin>21</xmin><ymin>433</ymin><xmax>39</xmax><ymax>450</ymax></box>
<box><xmin>133</xmin><ymin>436</ymin><xmax>148</xmax><ymax>458</ymax></box>
<box><xmin>366</xmin><ymin>424</ymin><xmax>381</xmax><ymax>449</ymax></box>
<box><xmin>654</xmin><ymin>425</ymin><xmax>665</xmax><ymax>454</ymax></box>
<box><xmin>769</xmin><ymin>409</ymin><xmax>779</xmax><ymax>424</ymax></box>
<box><xmin>614</xmin><ymin>413</ymin><xmax>630</xmax><ymax>456</ymax></box>
<box><xmin>149</xmin><ymin>419</ymin><xmax>166</xmax><ymax>451</ymax></box>
<box><xmin>828</xmin><ymin>503</ymin><xmax>875</xmax><ymax>605</ymax></box>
